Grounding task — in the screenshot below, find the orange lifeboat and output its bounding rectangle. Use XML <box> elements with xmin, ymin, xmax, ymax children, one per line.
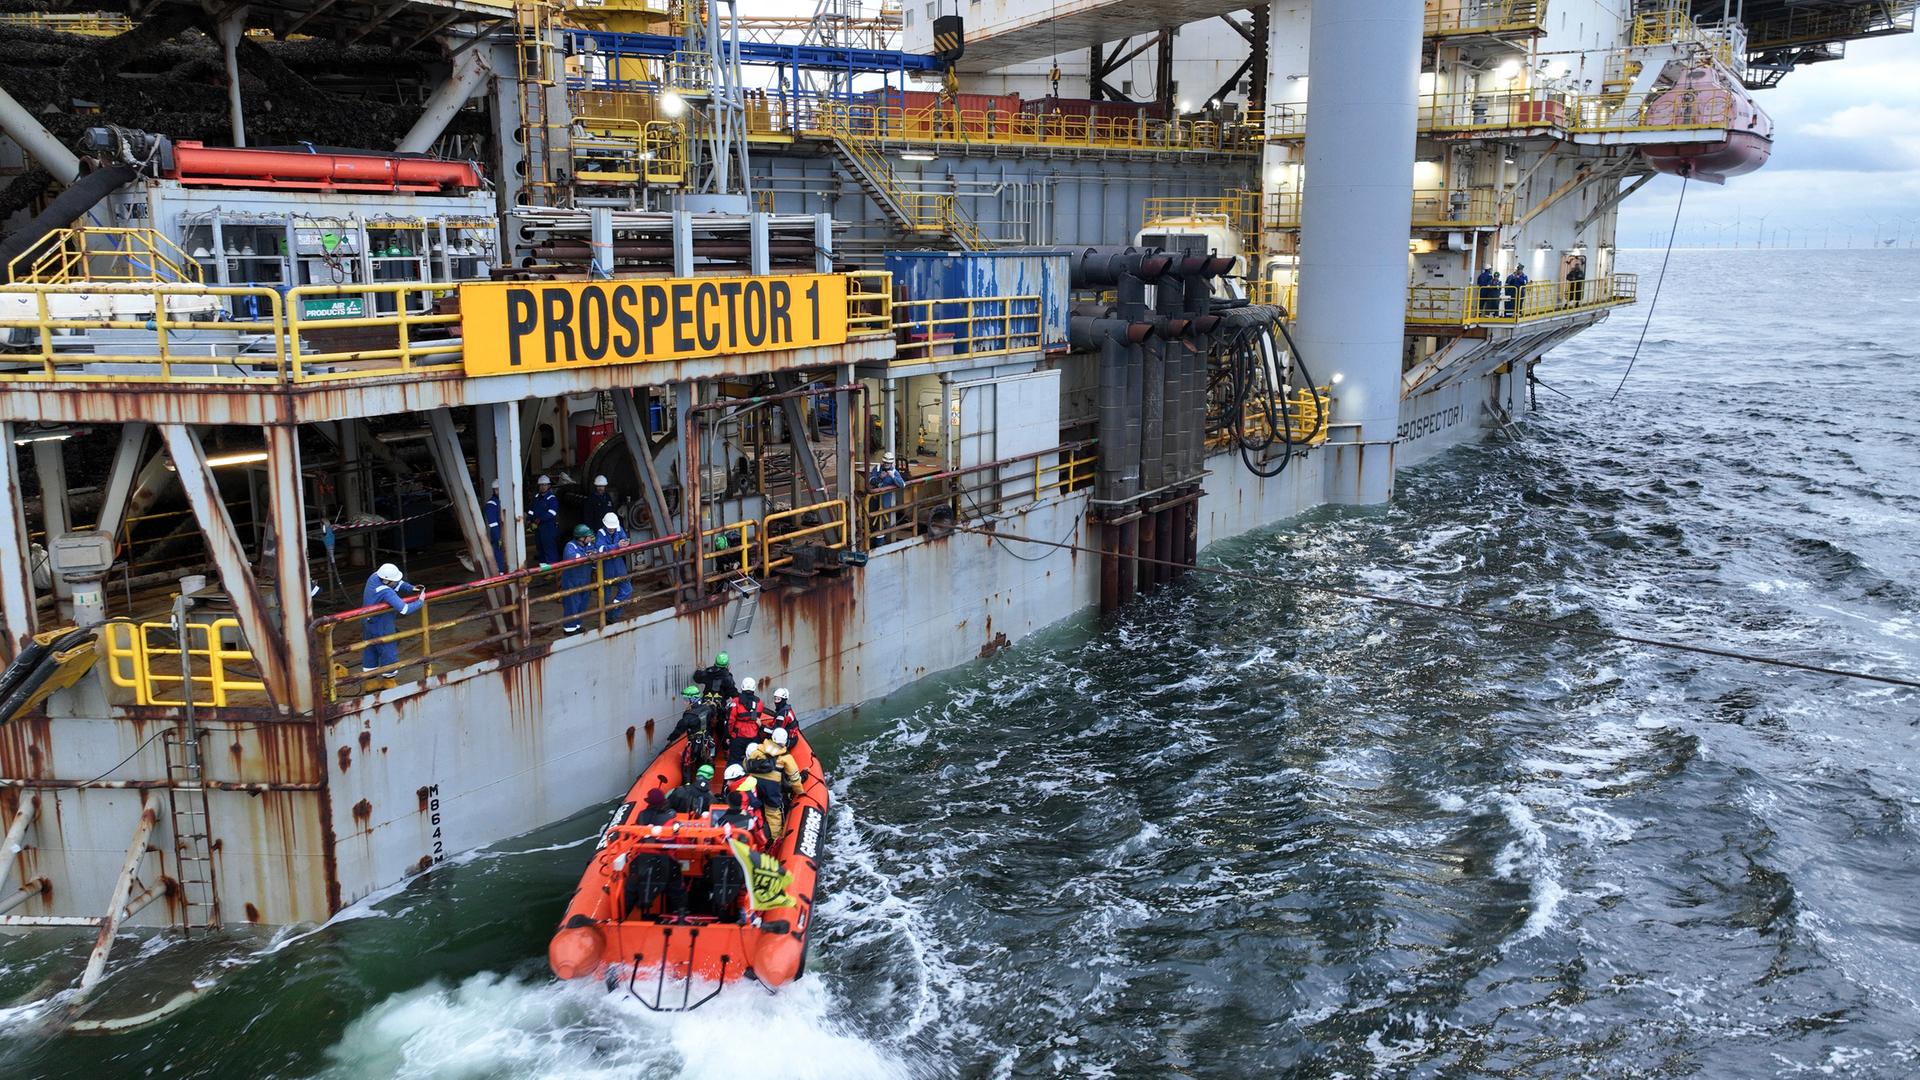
<box><xmin>547</xmin><ymin>729</ymin><xmax>829</xmax><ymax>1009</ymax></box>
<box><xmin>1641</xmin><ymin>67</ymin><xmax>1773</xmax><ymax>184</ymax></box>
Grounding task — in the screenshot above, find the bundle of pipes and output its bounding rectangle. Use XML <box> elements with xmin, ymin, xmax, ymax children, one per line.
<box><xmin>1066</xmin><ymin>244</ymin><xmax>1236</xmax><ymax>612</ymax></box>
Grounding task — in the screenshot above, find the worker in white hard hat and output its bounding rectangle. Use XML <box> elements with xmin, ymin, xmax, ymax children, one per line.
<box><xmin>726</xmin><ymin>676</ymin><xmax>764</xmax><ymax>766</ymax></box>
<box><xmin>762</xmin><ymin>686</ymin><xmax>799</xmax><ymax>741</ymax></box>
<box><xmin>529</xmin><ymin>474</ymin><xmax>560</xmax><ymax>564</ymax></box>
<box><xmin>482</xmin><ymin>479</ymin><xmax>505</xmax><ymax>572</ymax></box>
<box><xmin>360</xmin><ymin>562</ymin><xmax>420</xmax><ymax>677</ymax></box>
<box><xmin>593</xmin><ymin>510</ymin><xmax>631</xmax><ymax>620</ymax></box>
<box><xmin>866</xmin><ymin>451</ymin><xmax>908</xmax><ymax>536</ymax></box>
<box><xmin>585</xmin><ymin>473</ymin><xmax>617</xmax><ymax>531</ymax></box>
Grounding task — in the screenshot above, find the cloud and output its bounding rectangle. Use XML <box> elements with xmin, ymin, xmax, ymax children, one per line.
<box><xmin>1620</xmin><ymin>31</ymin><xmax>1920</xmax><ymax>242</ymax></box>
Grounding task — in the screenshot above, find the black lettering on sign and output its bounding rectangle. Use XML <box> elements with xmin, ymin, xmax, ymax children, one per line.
<box><xmin>769</xmin><ymin>280</ymin><xmax>792</xmax><ymax>344</ymax></box>
<box><xmin>743</xmin><ymin>281</ymin><xmax>767</xmax><ymax>346</ymax></box>
<box><xmin>642</xmin><ymin>285</ymin><xmax>667</xmax><ymax>354</ymax></box>
<box><xmin>695</xmin><ymin>282</ymin><xmax>721</xmax><ymax>350</ymax></box>
<box><xmin>506</xmin><ymin>290</ymin><xmax>536</xmax><ymax>367</ymax></box>
<box><xmin>542</xmin><ymin>287</ymin><xmax>576</xmax><ymax>363</ymax></box>
<box><xmin>611</xmin><ymin>284</ymin><xmax>640</xmax><ymax>355</ymax></box>
<box><xmin>718</xmin><ymin>281</ymin><xmax>744</xmax><ymax>348</ymax></box>
<box><xmin>670</xmin><ymin>284</ymin><xmax>695</xmax><ymax>352</ymax></box>
<box><xmin>429</xmin><ymin>788</ymin><xmax>446</xmax><ymax>862</ymax></box>
<box><xmin>579</xmin><ymin>287</ymin><xmax>609</xmax><ymax>361</ymax></box>
<box><xmin>1396</xmin><ymin>403</ymin><xmax>1465</xmax><ymax>442</ymax></box>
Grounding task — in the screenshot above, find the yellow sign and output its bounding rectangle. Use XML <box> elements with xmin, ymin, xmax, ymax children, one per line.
<box><xmin>459</xmin><ymin>274</ymin><xmax>849</xmax><ymax>376</ymax></box>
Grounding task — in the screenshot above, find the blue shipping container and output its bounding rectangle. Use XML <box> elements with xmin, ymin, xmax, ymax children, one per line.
<box><xmin>884</xmin><ymin>249</ymin><xmax>1070</xmax><ymax>356</ymax></box>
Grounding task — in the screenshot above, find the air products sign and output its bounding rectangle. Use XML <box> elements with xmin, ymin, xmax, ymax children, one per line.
<box><xmin>460</xmin><ymin>274</ymin><xmax>850</xmax><ymax>376</ymax></box>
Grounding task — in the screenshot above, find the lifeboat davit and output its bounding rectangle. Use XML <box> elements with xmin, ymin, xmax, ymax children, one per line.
<box><xmin>547</xmin><ymin>731</ymin><xmax>829</xmax><ymax>1008</ymax></box>
<box><xmin>1640</xmin><ymin>67</ymin><xmax>1773</xmax><ymax>184</ymax></box>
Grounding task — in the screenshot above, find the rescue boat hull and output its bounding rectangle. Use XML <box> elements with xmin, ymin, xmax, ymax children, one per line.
<box><xmin>547</xmin><ymin>730</ymin><xmax>829</xmax><ymax>997</ymax></box>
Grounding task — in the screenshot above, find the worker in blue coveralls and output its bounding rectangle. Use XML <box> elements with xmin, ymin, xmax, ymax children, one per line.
<box><xmin>529</xmin><ymin>474</ymin><xmax>560</xmax><ymax>563</ymax></box>
<box><xmin>585</xmin><ymin>475</ymin><xmax>617</xmax><ymax>531</ymax></box>
<box><xmin>595</xmin><ymin>511</ymin><xmax>632</xmax><ymax>621</ymax></box>
<box><xmin>361</xmin><ymin>563</ymin><xmax>420</xmax><ymax>676</ymax></box>
<box><xmin>1476</xmin><ymin>266</ymin><xmax>1500</xmax><ymax>317</ymax></box>
<box><xmin>1503</xmin><ymin>265</ymin><xmax>1529</xmax><ymax>317</ymax></box>
<box><xmin>482</xmin><ymin>479</ymin><xmax>505</xmax><ymax>572</ymax></box>
<box><xmin>561</xmin><ymin>524</ymin><xmax>595</xmax><ymax>633</ymax></box>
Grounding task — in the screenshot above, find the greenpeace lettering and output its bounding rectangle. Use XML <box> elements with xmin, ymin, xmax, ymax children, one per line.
<box><xmin>794</xmin><ymin>805</ymin><xmax>823</xmax><ymax>862</ymax></box>
<box><xmin>461</xmin><ymin>274</ymin><xmax>849</xmax><ymax>376</ymax></box>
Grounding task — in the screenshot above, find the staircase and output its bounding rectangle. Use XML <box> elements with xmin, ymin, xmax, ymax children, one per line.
<box><xmin>163</xmin><ymin>729</ymin><xmax>219</xmax><ymax>931</ymax></box>
<box><xmin>817</xmin><ymin>108</ymin><xmax>987</xmax><ymax>250</ymax></box>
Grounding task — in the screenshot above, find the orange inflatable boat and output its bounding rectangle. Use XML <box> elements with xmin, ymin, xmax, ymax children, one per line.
<box><xmin>546</xmin><ymin>729</ymin><xmax>829</xmax><ymax>1009</ymax></box>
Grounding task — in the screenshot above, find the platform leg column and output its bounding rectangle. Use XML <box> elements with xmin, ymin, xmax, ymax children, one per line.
<box><xmin>265</xmin><ymin>425</ymin><xmax>314</xmax><ymax>712</ymax></box>
<box><xmin>1298</xmin><ymin>0</ymin><xmax>1419</xmax><ymax>505</ymax></box>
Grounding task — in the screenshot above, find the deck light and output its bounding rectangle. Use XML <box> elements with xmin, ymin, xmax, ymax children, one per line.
<box><xmin>660</xmin><ymin>90</ymin><xmax>686</xmax><ymax>117</ymax></box>
<box><xmin>901</xmin><ymin>151</ymin><xmax>936</xmax><ymax>161</ymax></box>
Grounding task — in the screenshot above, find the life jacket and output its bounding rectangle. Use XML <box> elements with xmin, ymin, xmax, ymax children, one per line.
<box><xmin>727</xmin><ymin>693</ymin><xmax>763</xmax><ymax>740</ymax></box>
<box><xmin>763</xmin><ymin>701</ymin><xmax>797</xmax><ymax>736</ymax></box>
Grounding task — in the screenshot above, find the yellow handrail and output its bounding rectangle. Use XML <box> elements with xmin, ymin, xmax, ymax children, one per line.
<box><xmin>286</xmin><ymin>282</ymin><xmax>462</xmax><ymax>382</ymax></box>
<box><xmin>761</xmin><ymin>498</ymin><xmax>849</xmax><ymax>572</ymax></box>
<box><xmin>1426</xmin><ymin>0</ymin><xmax>1546</xmax><ymax>37</ymax></box>
<box><xmin>891</xmin><ymin>293</ymin><xmax>1043</xmax><ymax>363</ymax></box>
<box><xmin>102</xmin><ymin>618</ymin><xmax>265</xmax><ymax>707</ymax></box>
<box><xmin>0</xmin><ymin>282</ymin><xmax>286</xmax><ymax>383</ymax></box>
<box><xmin>9</xmin><ymin>227</ymin><xmax>204</xmax><ymax>285</ymax></box>
<box><xmin>1407</xmin><ymin>272</ymin><xmax>1638</xmax><ymax>326</ymax></box>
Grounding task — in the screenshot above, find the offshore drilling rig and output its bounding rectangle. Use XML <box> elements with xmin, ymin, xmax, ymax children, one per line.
<box><xmin>0</xmin><ymin>0</ymin><xmax>1906</xmax><ymax>1008</ymax></box>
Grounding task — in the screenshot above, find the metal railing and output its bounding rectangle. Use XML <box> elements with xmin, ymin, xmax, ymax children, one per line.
<box><xmin>813</xmin><ymin>102</ymin><xmax>988</xmax><ymax>247</ymax></box>
<box><xmin>0</xmin><ymin>282</ymin><xmax>286</xmax><ymax>383</ymax></box>
<box><xmin>102</xmin><ymin>618</ymin><xmax>265</xmax><ymax>707</ymax></box>
<box><xmin>9</xmin><ymin>228</ymin><xmax>204</xmax><ymax>285</ymax></box>
<box><xmin>1631</xmin><ymin>7</ymin><xmax>1738</xmax><ymax>67</ymax></box>
<box><xmin>1206</xmin><ymin>386</ymin><xmax>1331</xmax><ymax>450</ymax></box>
<box><xmin>890</xmin><ymin>293</ymin><xmax>1043</xmax><ymax>364</ymax></box>
<box><xmin>0</xmin><ymin>271</ymin><xmax>892</xmax><ymax>385</ymax></box>
<box><xmin>860</xmin><ymin>441</ymin><xmax>1096</xmax><ymax>547</ymax></box>
<box><xmin>1745</xmin><ymin>0</ymin><xmax>1915</xmax><ymax>50</ymax></box>
<box><xmin>1425</xmin><ymin>0</ymin><xmax>1546</xmax><ymax>37</ymax></box>
<box><xmin>1244</xmin><ymin>278</ymin><xmax>1296</xmax><ymax>312</ymax></box>
<box><xmin>1406</xmin><ymin>272</ymin><xmax>1638</xmax><ymax>326</ymax></box>
<box><xmin>312</xmin><ymin>533</ymin><xmax>685</xmax><ymax>703</ymax></box>
<box><xmin>285</xmin><ymin>282</ymin><xmax>461</xmax><ymax>382</ymax></box>
<box><xmin>1410</xmin><ymin>188</ymin><xmax>1504</xmax><ymax>228</ymax></box>
<box><xmin>0</xmin><ymin>11</ymin><xmax>136</xmax><ymax>33</ymax></box>
<box><xmin>789</xmin><ymin>97</ymin><xmax>1250</xmax><ymax>156</ymax></box>
<box><xmin>1568</xmin><ymin>88</ymin><xmax>1735</xmax><ymax>133</ymax></box>
<box><xmin>760</xmin><ymin>498</ymin><xmax>849</xmax><ymax>572</ymax></box>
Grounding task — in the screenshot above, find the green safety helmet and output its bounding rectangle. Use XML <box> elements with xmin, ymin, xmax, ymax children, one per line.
<box><xmin>682</xmin><ymin>685</ymin><xmax>700</xmax><ymax>699</ymax></box>
<box><xmin>696</xmin><ymin>764</ymin><xmax>715</xmax><ymax>780</ymax></box>
<box><xmin>714</xmin><ymin>652</ymin><xmax>729</xmax><ymax>667</ymax></box>
<box><xmin>573</xmin><ymin>524</ymin><xmax>593</xmax><ymax>538</ymax></box>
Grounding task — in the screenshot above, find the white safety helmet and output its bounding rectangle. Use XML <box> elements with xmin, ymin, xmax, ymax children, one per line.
<box><xmin>594</xmin><ymin>475</ymin><xmax>609</xmax><ymax>487</ymax></box>
<box><xmin>602</xmin><ymin>512</ymin><xmax>620</xmax><ymax>530</ymax></box>
<box><xmin>536</xmin><ymin>474</ymin><xmax>551</xmax><ymax>485</ymax></box>
<box><xmin>490</xmin><ymin>479</ymin><xmax>500</xmax><ymax>491</ymax></box>
<box><xmin>882</xmin><ymin>452</ymin><xmax>896</xmax><ymax>464</ymax></box>
<box><xmin>724</xmin><ymin>764</ymin><xmax>744</xmax><ymax>781</ymax></box>
<box><xmin>770</xmin><ymin>728</ymin><xmax>789</xmax><ymax>747</ymax></box>
<box><xmin>740</xmin><ymin>676</ymin><xmax>757</xmax><ymax>693</ymax></box>
<box><xmin>376</xmin><ymin>563</ymin><xmax>402</xmax><ymax>583</ymax></box>
<box><xmin>773</xmin><ymin>687</ymin><xmax>790</xmax><ymax>702</ymax></box>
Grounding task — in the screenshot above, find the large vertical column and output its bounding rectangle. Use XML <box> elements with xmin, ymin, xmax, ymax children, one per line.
<box><xmin>1296</xmin><ymin>0</ymin><xmax>1421</xmax><ymax>504</ymax></box>
<box><xmin>216</xmin><ymin>7</ymin><xmax>250</xmax><ymax>148</ymax></box>
<box><xmin>264</xmin><ymin>425</ymin><xmax>314</xmax><ymax>712</ymax></box>
<box><xmin>31</xmin><ymin>439</ymin><xmax>73</xmax><ymax>617</ymax></box>
<box><xmin>488</xmin><ymin>403</ymin><xmax>528</xmax><ymax>571</ymax></box>
<box><xmin>0</xmin><ymin>426</ymin><xmax>38</xmax><ymax>656</ymax></box>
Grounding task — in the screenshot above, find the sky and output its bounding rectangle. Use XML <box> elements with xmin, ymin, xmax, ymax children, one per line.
<box><xmin>1617</xmin><ymin>30</ymin><xmax>1920</xmax><ymax>249</ymax></box>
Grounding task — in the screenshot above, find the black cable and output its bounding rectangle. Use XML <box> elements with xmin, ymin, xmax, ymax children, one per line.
<box><xmin>1528</xmin><ymin>372</ymin><xmax>1579</xmax><ymax>402</ymax></box>
<box><xmin>1609</xmin><ymin>174</ymin><xmax>1689</xmax><ymax>403</ymax></box>
<box><xmin>951</xmin><ymin>524</ymin><xmax>1920</xmax><ymax>691</ymax></box>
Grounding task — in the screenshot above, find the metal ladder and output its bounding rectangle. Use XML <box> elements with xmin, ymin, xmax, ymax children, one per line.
<box><xmin>513</xmin><ymin>0</ymin><xmax>558</xmax><ymax>201</ymax></box>
<box><xmin>725</xmin><ymin>577</ymin><xmax>761</xmax><ymax>638</ymax></box>
<box><xmin>162</xmin><ymin>729</ymin><xmax>219</xmax><ymax>931</ymax></box>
